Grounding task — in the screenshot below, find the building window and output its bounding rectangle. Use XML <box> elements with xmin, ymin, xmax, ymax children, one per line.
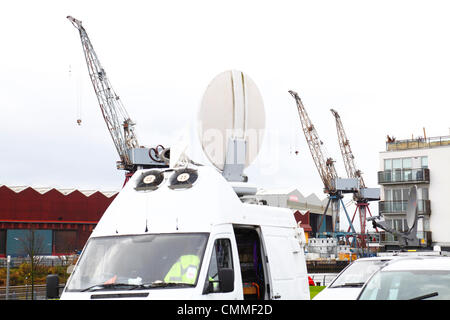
<box><xmin>0</xmin><ymin>230</ymin><xmax>6</xmax><ymax>256</ymax></box>
<box><xmin>385</xmin><ymin>187</ymin><xmax>428</xmax><ymax>201</ymax></box>
<box><xmin>421</xmin><ymin>156</ymin><xmax>428</xmax><ymax>168</ymax></box>
<box><xmin>388</xmin><ymin>219</ymin><xmax>407</xmax><ymax>232</ymax></box>
<box><xmin>6</xmin><ymin>229</ymin><xmax>52</xmax><ymax>257</ymax></box>
<box><xmin>384</xmin><ymin>157</ymin><xmax>424</xmax><ymax>171</ymax></box>
<box><xmin>402</xmin><ymin>158</ymin><xmax>412</xmax><ymax>169</ymax></box>
<box><xmin>423</xmin><ymin>218</ymin><xmax>430</xmax><ymax>231</ymax></box>
<box><xmin>385</xmin><ymin>189</ymin><xmax>392</xmax><ymax>201</ymax></box>
<box><xmin>420</xmin><ymin>187</ymin><xmax>429</xmax><ymax>200</ymax></box>
<box><xmin>392</xmin><ymin>158</ymin><xmax>402</xmax><ymax>169</ymax></box>
<box><xmin>384</xmin><ymin>159</ymin><xmax>392</xmax><ymax>170</ymax></box>
<box><xmin>54</xmin><ymin>230</ymin><xmax>77</xmax><ymax>255</ymax></box>
<box><xmin>392</xmin><ymin>189</ymin><xmax>402</xmax><ymax>201</ymax></box>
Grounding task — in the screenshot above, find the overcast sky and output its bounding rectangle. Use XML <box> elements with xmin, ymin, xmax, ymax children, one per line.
<box><xmin>1</xmin><ymin>1</ymin><xmax>450</xmax><ymax>230</ymax></box>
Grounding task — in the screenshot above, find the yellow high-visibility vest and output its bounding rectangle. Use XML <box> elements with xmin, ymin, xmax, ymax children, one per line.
<box><xmin>164</xmin><ymin>255</ymin><xmax>200</xmax><ymax>284</ymax></box>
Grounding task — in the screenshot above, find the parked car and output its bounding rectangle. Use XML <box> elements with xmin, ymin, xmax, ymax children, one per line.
<box><xmin>357</xmin><ymin>256</ymin><xmax>450</xmax><ymax>300</ymax></box>
<box><xmin>313</xmin><ymin>257</ymin><xmax>394</xmax><ymax>300</ymax></box>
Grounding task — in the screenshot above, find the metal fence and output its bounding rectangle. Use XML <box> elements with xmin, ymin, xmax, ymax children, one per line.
<box><xmin>0</xmin><ymin>255</ymin><xmax>77</xmax><ymax>268</ymax></box>
<box><xmin>0</xmin><ymin>284</ymin><xmax>51</xmax><ymax>300</ymax></box>
<box><xmin>308</xmin><ymin>273</ymin><xmax>338</xmax><ymax>287</ymax></box>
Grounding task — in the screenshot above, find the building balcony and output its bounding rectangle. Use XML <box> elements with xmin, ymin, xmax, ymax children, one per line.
<box><xmin>379</xmin><ymin>200</ymin><xmax>431</xmax><ymax>215</ymax></box>
<box><xmin>378</xmin><ymin>168</ymin><xmax>430</xmax><ymax>185</ymax></box>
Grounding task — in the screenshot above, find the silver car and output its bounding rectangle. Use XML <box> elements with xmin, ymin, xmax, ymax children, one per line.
<box><xmin>358</xmin><ymin>256</ymin><xmax>450</xmax><ymax>300</ymax></box>
<box><xmin>313</xmin><ymin>257</ymin><xmax>394</xmax><ymax>300</ymax></box>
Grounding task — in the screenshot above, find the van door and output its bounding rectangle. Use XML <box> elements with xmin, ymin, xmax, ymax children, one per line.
<box><xmin>233</xmin><ymin>226</ymin><xmax>269</xmax><ymax>300</ymax></box>
<box><xmin>260</xmin><ymin>226</ymin><xmax>309</xmax><ymax>300</ymax></box>
<box><xmin>201</xmin><ymin>236</ymin><xmax>242</xmax><ymax>300</ymax></box>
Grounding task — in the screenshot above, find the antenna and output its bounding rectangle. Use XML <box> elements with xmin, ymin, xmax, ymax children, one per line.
<box><xmin>197</xmin><ymin>70</ymin><xmax>265</xmax><ymax>182</ymax></box>
<box><xmin>405</xmin><ymin>185</ymin><xmax>418</xmax><ymax>231</ymax></box>
<box><xmin>368</xmin><ymin>185</ymin><xmax>420</xmax><ymax>248</ymax></box>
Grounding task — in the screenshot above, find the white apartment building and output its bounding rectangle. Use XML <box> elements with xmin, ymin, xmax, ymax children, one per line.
<box><xmin>378</xmin><ymin>135</ymin><xmax>450</xmax><ymax>249</ymax></box>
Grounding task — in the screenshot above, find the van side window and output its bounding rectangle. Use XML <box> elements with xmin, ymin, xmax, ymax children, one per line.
<box><xmin>206</xmin><ymin>239</ymin><xmax>233</xmax><ymax>293</ymax></box>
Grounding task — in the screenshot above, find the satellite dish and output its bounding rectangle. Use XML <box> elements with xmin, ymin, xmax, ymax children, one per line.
<box><xmin>406</xmin><ymin>185</ymin><xmax>418</xmax><ymax>231</ymax></box>
<box><xmin>369</xmin><ymin>185</ymin><xmax>420</xmax><ymax>247</ymax></box>
<box><xmin>197</xmin><ymin>70</ymin><xmax>265</xmax><ymax>173</ymax></box>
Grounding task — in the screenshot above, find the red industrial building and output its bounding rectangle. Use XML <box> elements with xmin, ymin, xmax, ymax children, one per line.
<box><xmin>0</xmin><ymin>185</ymin><xmax>117</xmax><ymax>257</ymax></box>
<box><xmin>293</xmin><ymin>210</ymin><xmax>313</xmax><ymax>242</ymax></box>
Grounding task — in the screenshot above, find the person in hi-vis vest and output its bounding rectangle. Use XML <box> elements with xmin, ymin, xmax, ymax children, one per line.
<box><xmin>164</xmin><ymin>255</ymin><xmax>200</xmax><ymax>284</ymax></box>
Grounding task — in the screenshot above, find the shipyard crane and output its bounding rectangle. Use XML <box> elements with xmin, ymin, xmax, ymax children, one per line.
<box><xmin>67</xmin><ymin>16</ymin><xmax>168</xmax><ymax>184</ymax></box>
<box><xmin>331</xmin><ymin>109</ymin><xmax>380</xmax><ymax>248</ymax></box>
<box><xmin>288</xmin><ymin>91</ymin><xmax>357</xmax><ymax>240</ymax></box>
<box><xmin>330</xmin><ymin>109</ymin><xmax>365</xmax><ymax>190</ymax></box>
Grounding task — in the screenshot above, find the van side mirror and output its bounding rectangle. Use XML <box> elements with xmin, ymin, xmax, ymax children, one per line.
<box><xmin>46</xmin><ymin>274</ymin><xmax>60</xmax><ymax>299</ymax></box>
<box><xmin>218</xmin><ymin>268</ymin><xmax>234</xmax><ymax>293</ymax></box>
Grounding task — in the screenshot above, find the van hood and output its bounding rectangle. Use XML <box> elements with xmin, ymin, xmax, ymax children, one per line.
<box><xmin>313</xmin><ymin>287</ymin><xmax>362</xmax><ymax>300</ymax></box>
<box><xmin>61</xmin><ymin>288</ymin><xmax>198</xmax><ymax>300</ymax></box>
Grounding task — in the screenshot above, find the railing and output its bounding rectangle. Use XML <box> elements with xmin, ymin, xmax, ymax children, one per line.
<box><xmin>379</xmin><ymin>200</ymin><xmax>431</xmax><ymax>215</ymax></box>
<box><xmin>0</xmin><ymin>255</ymin><xmax>77</xmax><ymax>268</ymax></box>
<box><xmin>387</xmin><ymin>135</ymin><xmax>450</xmax><ymax>151</ymax></box>
<box><xmin>308</xmin><ymin>273</ymin><xmax>338</xmax><ymax>287</ymax></box>
<box><xmin>0</xmin><ymin>284</ymin><xmax>56</xmax><ymax>300</ymax></box>
<box><xmin>378</xmin><ymin>168</ymin><xmax>430</xmax><ymax>184</ymax></box>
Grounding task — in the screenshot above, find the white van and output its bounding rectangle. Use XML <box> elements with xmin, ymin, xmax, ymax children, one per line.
<box><xmin>57</xmin><ymin>165</ymin><xmax>310</xmax><ymax>300</ymax></box>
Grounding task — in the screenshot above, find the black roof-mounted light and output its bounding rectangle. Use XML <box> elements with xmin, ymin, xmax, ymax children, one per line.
<box><xmin>135</xmin><ymin>170</ymin><xmax>165</xmax><ymax>191</ymax></box>
<box><xmin>168</xmin><ymin>168</ymin><xmax>198</xmax><ymax>190</ymax></box>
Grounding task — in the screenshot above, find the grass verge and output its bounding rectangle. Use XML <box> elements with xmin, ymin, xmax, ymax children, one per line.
<box><xmin>309</xmin><ymin>286</ymin><xmax>326</xmax><ymax>299</ymax></box>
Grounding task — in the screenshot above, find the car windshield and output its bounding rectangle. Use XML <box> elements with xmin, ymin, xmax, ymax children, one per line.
<box><xmin>65</xmin><ymin>233</ymin><xmax>209</xmax><ymax>292</ymax></box>
<box><xmin>330</xmin><ymin>259</ymin><xmax>390</xmax><ymax>288</ymax></box>
<box><xmin>359</xmin><ymin>269</ymin><xmax>450</xmax><ymax>300</ymax></box>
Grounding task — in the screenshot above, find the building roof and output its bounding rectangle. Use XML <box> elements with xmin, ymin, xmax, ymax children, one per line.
<box><xmin>256</xmin><ymin>187</ymin><xmax>328</xmax><ymax>213</ymax></box>
<box><xmin>305</xmin><ymin>193</ymin><xmax>323</xmax><ymax>206</ymax></box>
<box><xmin>0</xmin><ymin>185</ymin><xmax>119</xmax><ymax>198</ymax></box>
<box><xmin>386</xmin><ymin>134</ymin><xmax>450</xmax><ymax>151</ymax></box>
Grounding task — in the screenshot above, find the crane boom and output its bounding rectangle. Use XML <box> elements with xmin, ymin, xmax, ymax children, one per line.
<box><xmin>288</xmin><ymin>90</ymin><xmax>337</xmax><ymax>194</ymax></box>
<box><xmin>67</xmin><ymin>16</ymin><xmax>139</xmax><ymax>170</ymax></box>
<box><xmin>330</xmin><ymin>109</ymin><xmax>366</xmax><ymax>189</ymax></box>
<box><xmin>330</xmin><ymin>108</ymin><xmax>380</xmax><ymax>243</ymax></box>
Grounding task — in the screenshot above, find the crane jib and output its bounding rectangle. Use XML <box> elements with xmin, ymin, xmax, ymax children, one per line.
<box><xmin>67</xmin><ymin>15</ymin><xmax>139</xmax><ymax>169</ymax></box>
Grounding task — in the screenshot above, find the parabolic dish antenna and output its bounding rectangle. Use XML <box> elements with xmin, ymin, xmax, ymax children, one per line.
<box><xmin>197</xmin><ymin>70</ymin><xmax>265</xmax><ymax>174</ymax></box>
<box><xmin>406</xmin><ymin>186</ymin><xmax>418</xmax><ymax>231</ymax></box>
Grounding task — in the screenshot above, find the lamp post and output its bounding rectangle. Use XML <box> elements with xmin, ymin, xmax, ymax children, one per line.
<box><xmin>6</xmin><ymin>255</ymin><xmax>10</xmax><ymax>300</ymax></box>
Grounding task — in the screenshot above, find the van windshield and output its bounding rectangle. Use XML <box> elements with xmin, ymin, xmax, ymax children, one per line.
<box><xmin>65</xmin><ymin>233</ymin><xmax>209</xmax><ymax>292</ymax></box>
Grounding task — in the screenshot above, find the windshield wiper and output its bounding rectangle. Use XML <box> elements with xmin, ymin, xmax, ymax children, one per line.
<box><xmin>331</xmin><ymin>282</ymin><xmax>365</xmax><ymax>288</ymax></box>
<box><xmin>81</xmin><ymin>283</ymin><xmax>137</xmax><ymax>292</ymax></box>
<box><xmin>81</xmin><ymin>280</ymin><xmax>195</xmax><ymax>292</ymax></box>
<box><xmin>410</xmin><ymin>292</ymin><xmax>439</xmax><ymax>300</ymax></box>
<box><xmin>130</xmin><ymin>281</ymin><xmax>195</xmax><ymax>290</ymax></box>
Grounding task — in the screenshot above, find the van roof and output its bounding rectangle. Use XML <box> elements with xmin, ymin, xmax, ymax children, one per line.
<box><xmin>91</xmin><ymin>166</ymin><xmax>297</xmax><ymax>237</ymax></box>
